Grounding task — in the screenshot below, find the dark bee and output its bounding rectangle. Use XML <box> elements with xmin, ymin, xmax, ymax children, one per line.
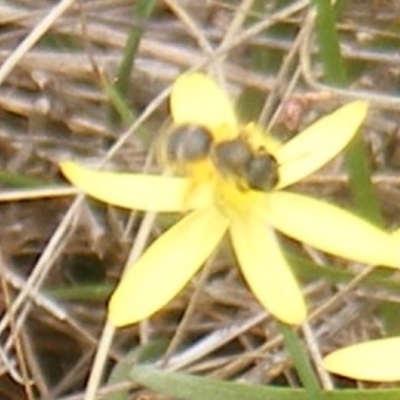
<box><xmin>211</xmin><ymin>137</ymin><xmax>278</xmax><ymax>191</ymax></box>
<box><xmin>158</xmin><ymin>124</ymin><xmax>213</xmax><ymax>169</ymax></box>
<box><xmin>158</xmin><ymin>124</ymin><xmax>278</xmax><ymax>191</ymax></box>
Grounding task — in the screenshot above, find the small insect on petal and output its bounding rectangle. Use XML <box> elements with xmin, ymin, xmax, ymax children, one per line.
<box><xmin>276</xmin><ymin>101</ymin><xmax>368</xmax><ymax>189</ymax></box>
<box><xmin>170</xmin><ymin>73</ymin><xmax>237</xmax><ymax>140</ymax></box>
<box><xmin>109</xmin><ymin>207</ymin><xmax>228</xmax><ymax>326</ymax></box>
<box><xmin>323</xmin><ymin>337</ymin><xmax>400</xmax><ymax>382</ymax></box>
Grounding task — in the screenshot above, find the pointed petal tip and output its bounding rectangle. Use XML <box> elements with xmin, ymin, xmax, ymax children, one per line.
<box><xmin>173</xmin><ymin>72</ymin><xmax>209</xmax><ymax>86</ymax></box>
<box><xmin>346</xmin><ymin>100</ymin><xmax>368</xmax><ymax>113</ymax></box>
<box><xmin>267</xmin><ymin>191</ymin><xmax>400</xmax><ymax>268</ymax></box>
<box><xmin>276</xmin><ymin>100</ymin><xmax>369</xmax><ymax>188</ymax></box>
<box><xmin>108</xmin><ymin>298</ymin><xmax>144</xmax><ymax>327</ymax></box>
<box><xmin>58</xmin><ymin>161</ymin><xmax>201</xmax><ymax>212</ymax></box>
<box><xmin>277</xmin><ymin>306</ymin><xmax>307</xmax><ymax>326</ymax></box>
<box><xmin>330</xmin><ymin>100</ymin><xmax>368</xmax><ymax>122</ymax></box>
<box><xmin>342</xmin><ymin>100</ymin><xmax>369</xmax><ymax>125</ymax></box>
<box><xmin>108</xmin><ymin>292</ymin><xmax>307</xmax><ymax>328</ymax></box>
<box><xmin>107</xmin><ymin>208</ymin><xmax>228</xmax><ymax>328</ymax></box>
<box><xmin>59</xmin><ymin>160</ymin><xmax>79</xmax><ymax>178</ymax></box>
<box><xmin>230</xmin><ymin>218</ymin><xmax>307</xmax><ymax>326</ymax></box>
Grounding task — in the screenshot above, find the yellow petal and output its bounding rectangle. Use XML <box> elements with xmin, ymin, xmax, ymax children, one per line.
<box><xmin>60</xmin><ymin>161</ymin><xmax>210</xmax><ymax>212</ymax></box>
<box><xmin>266</xmin><ymin>191</ymin><xmax>400</xmax><ymax>267</ymax></box>
<box><xmin>276</xmin><ymin>102</ymin><xmax>368</xmax><ymax>188</ymax></box>
<box><xmin>229</xmin><ymin>216</ymin><xmax>307</xmax><ymax>325</ymax></box>
<box><xmin>170</xmin><ymin>73</ymin><xmax>237</xmax><ymax>140</ymax></box>
<box><xmin>109</xmin><ymin>207</ymin><xmax>228</xmax><ymax>326</ymax></box>
<box><xmin>323</xmin><ymin>337</ymin><xmax>400</xmax><ymax>382</ymax></box>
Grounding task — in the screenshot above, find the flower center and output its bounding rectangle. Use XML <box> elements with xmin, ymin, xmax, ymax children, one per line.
<box><xmin>211</xmin><ymin>177</ymin><xmax>262</xmax><ymax>220</ymax></box>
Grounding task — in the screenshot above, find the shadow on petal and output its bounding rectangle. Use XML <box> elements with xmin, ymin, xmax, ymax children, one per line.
<box><xmin>323</xmin><ymin>337</ymin><xmax>400</xmax><ymax>382</ymax></box>
<box><xmin>230</xmin><ymin>216</ymin><xmax>306</xmax><ymax>325</ymax></box>
<box><xmin>266</xmin><ymin>191</ymin><xmax>399</xmax><ymax>267</ymax></box>
<box><xmin>109</xmin><ymin>207</ymin><xmax>228</xmax><ymax>326</ymax></box>
<box><xmin>276</xmin><ymin>101</ymin><xmax>368</xmax><ymax>188</ymax></box>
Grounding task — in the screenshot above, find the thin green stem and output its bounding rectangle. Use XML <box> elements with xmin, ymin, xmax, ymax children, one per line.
<box><xmin>310</xmin><ymin>0</ymin><xmax>383</xmax><ymax>226</ymax></box>
<box><xmin>278</xmin><ymin>322</ymin><xmax>323</xmax><ymax>400</ymax></box>
<box><xmin>108</xmin><ymin>0</ymin><xmax>158</xmax><ymax>126</ymax></box>
<box><xmin>115</xmin><ymin>0</ymin><xmax>158</xmax><ymax>98</ymax></box>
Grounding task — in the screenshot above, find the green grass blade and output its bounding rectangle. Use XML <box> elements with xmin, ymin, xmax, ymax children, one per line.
<box><xmin>115</xmin><ymin>0</ymin><xmax>158</xmax><ymax>99</ymax></box>
<box><xmin>108</xmin><ymin>0</ymin><xmax>158</xmax><ymax>126</ymax></box>
<box><xmin>311</xmin><ymin>0</ymin><xmax>347</xmax><ymax>85</ymax></box>
<box><xmin>131</xmin><ymin>365</ymin><xmax>306</xmax><ymax>400</ymax></box>
<box><xmin>278</xmin><ymin>323</ymin><xmax>323</xmax><ymax>400</ymax></box>
<box><xmin>310</xmin><ymin>0</ymin><xmax>383</xmax><ymax>225</ymax></box>
<box><xmin>0</xmin><ymin>169</ymin><xmax>49</xmax><ymax>188</ymax></box>
<box><xmin>130</xmin><ymin>365</ymin><xmax>400</xmax><ymax>400</ymax></box>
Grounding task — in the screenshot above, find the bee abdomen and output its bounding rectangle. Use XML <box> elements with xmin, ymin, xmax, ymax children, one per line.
<box><xmin>245</xmin><ymin>152</ymin><xmax>278</xmax><ymax>191</ymax></box>
<box><xmin>212</xmin><ymin>138</ymin><xmax>278</xmax><ymax>191</ymax></box>
<box><xmin>165</xmin><ymin>125</ymin><xmax>213</xmax><ymax>163</ymax></box>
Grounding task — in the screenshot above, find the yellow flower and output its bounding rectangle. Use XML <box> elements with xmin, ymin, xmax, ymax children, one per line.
<box><xmin>60</xmin><ymin>73</ymin><xmax>399</xmax><ymax>327</ymax></box>
<box><xmin>323</xmin><ymin>337</ymin><xmax>400</xmax><ymax>382</ymax></box>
